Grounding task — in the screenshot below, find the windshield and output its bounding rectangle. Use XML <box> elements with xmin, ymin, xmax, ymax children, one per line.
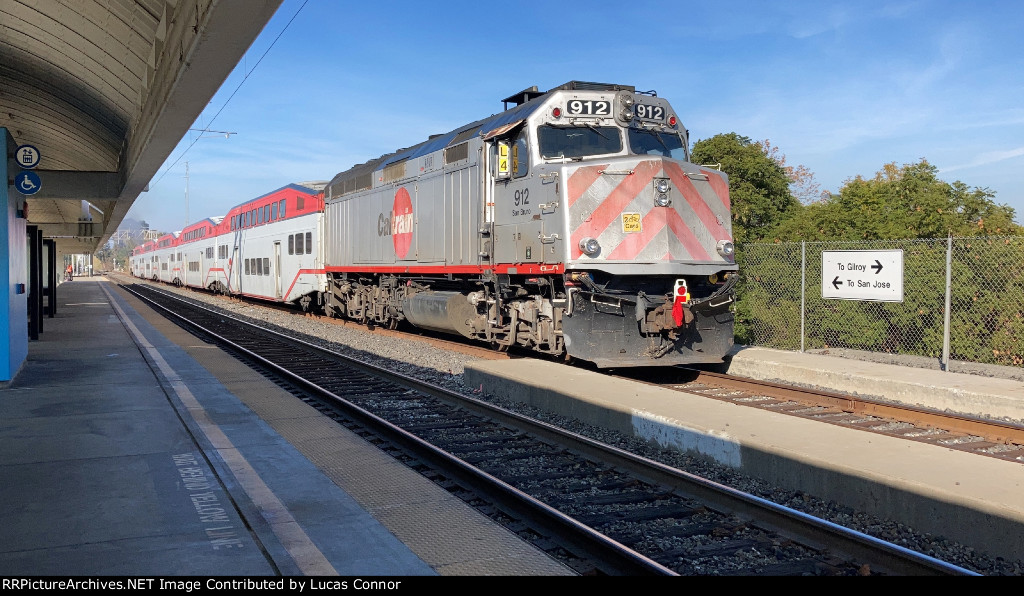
<box><xmin>538</xmin><ymin>125</ymin><xmax>622</xmax><ymax>159</ymax></box>
<box><xmin>628</xmin><ymin>128</ymin><xmax>687</xmax><ymax>160</ymax></box>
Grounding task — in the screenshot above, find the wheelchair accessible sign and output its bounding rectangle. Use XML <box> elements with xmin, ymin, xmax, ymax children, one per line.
<box><xmin>15</xmin><ymin>144</ymin><xmax>42</xmax><ymax>195</ymax></box>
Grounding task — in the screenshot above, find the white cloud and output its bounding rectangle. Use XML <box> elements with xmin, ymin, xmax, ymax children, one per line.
<box><xmin>940</xmin><ymin>147</ymin><xmax>1024</xmax><ymax>173</ymax></box>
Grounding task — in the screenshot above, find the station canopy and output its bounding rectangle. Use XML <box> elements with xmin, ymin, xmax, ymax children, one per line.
<box><xmin>1</xmin><ymin>0</ymin><xmax>283</xmax><ymax>256</ymax></box>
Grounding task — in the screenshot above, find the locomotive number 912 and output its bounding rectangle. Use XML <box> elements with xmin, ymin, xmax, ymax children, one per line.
<box><xmin>131</xmin><ymin>81</ymin><xmax>738</xmax><ymax>368</ymax></box>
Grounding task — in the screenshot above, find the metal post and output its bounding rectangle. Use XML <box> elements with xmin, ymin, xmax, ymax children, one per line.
<box><xmin>800</xmin><ymin>241</ymin><xmax>806</xmax><ymax>353</ymax></box>
<box><xmin>27</xmin><ymin>226</ymin><xmax>42</xmax><ymax>339</ymax></box>
<box><xmin>941</xmin><ymin>235</ymin><xmax>953</xmax><ymax>371</ymax></box>
<box><xmin>44</xmin><ymin>239</ymin><xmax>56</xmax><ymax>317</ymax></box>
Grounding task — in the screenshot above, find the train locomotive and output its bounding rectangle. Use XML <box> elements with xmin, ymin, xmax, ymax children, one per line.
<box><xmin>133</xmin><ymin>81</ymin><xmax>738</xmax><ymax>368</ymax></box>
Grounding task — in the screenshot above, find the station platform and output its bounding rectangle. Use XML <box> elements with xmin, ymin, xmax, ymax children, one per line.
<box><xmin>0</xmin><ymin>278</ymin><xmax>573</xmax><ymax>577</ymax></box>
<box><xmin>724</xmin><ymin>346</ymin><xmax>1024</xmax><ymax>422</ymax></box>
<box><xmin>464</xmin><ymin>353</ymin><xmax>1024</xmax><ymax>565</ymax></box>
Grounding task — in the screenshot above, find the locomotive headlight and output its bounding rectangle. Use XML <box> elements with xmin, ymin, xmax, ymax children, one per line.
<box><xmin>621</xmin><ymin>109</ymin><xmax>634</xmax><ymax>122</ymax></box>
<box><xmin>717</xmin><ymin>239</ymin><xmax>735</xmax><ymax>258</ymax></box>
<box><xmin>654</xmin><ymin>193</ymin><xmax>671</xmax><ymax>207</ymax></box>
<box><xmin>654</xmin><ymin>178</ymin><xmax>670</xmax><ymax>194</ymax></box>
<box><xmin>579</xmin><ymin>237</ymin><xmax>601</xmax><ymax>256</ymax></box>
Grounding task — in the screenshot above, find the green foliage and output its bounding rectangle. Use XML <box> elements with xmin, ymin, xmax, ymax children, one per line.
<box><xmin>771</xmin><ymin>160</ymin><xmax>1023</xmax><ymax>242</ymax></box>
<box><xmin>725</xmin><ymin>153</ymin><xmax>1023</xmax><ymax>367</ymax></box>
<box><xmin>736</xmin><ymin>235</ymin><xmax>1024</xmax><ymax>367</ymax></box>
<box><xmin>948</xmin><ymin>237</ymin><xmax>1024</xmax><ymax>366</ymax></box>
<box><xmin>691</xmin><ymin>133</ymin><xmax>802</xmax><ymax>243</ymax></box>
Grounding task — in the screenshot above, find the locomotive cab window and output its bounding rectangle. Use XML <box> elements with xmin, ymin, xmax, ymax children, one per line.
<box><xmin>628</xmin><ymin>128</ymin><xmax>687</xmax><ymax>160</ymax></box>
<box><xmin>539</xmin><ymin>125</ymin><xmax>622</xmax><ymax>159</ymax></box>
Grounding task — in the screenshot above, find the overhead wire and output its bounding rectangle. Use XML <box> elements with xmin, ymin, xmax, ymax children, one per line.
<box><xmin>150</xmin><ymin>0</ymin><xmax>311</xmax><ymax>188</ymax></box>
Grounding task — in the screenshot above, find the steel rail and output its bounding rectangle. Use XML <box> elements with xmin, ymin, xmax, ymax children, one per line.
<box><xmin>121</xmin><ymin>283</ymin><xmax>674</xmax><ymax>576</ymax></box>
<box><xmin>122</xmin><ymin>283</ymin><xmax>981</xmax><ymax>576</ymax></box>
<box><xmin>681</xmin><ymin>368</ymin><xmax>1024</xmax><ymax>446</ymax></box>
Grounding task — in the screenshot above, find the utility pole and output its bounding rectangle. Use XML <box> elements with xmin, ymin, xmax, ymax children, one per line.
<box><xmin>182</xmin><ymin>129</ymin><xmax>235</xmax><ymax>230</ymax></box>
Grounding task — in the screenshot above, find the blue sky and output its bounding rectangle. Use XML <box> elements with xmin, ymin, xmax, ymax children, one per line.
<box><xmin>128</xmin><ymin>0</ymin><xmax>1024</xmax><ymax>233</ymax></box>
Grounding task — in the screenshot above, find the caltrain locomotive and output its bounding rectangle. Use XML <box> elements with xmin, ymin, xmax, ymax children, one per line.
<box><xmin>132</xmin><ymin>81</ymin><xmax>738</xmax><ymax>367</ymax></box>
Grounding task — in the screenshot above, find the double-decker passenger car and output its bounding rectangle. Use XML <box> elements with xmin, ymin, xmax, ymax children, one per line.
<box><xmin>131</xmin><ymin>184</ymin><xmax>327</xmax><ymax>310</ymax></box>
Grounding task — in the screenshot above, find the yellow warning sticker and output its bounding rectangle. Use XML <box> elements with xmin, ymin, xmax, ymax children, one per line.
<box><xmin>622</xmin><ymin>212</ymin><xmax>642</xmax><ymax>233</ymax></box>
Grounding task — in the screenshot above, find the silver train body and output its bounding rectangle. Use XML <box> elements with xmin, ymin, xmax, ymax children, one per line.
<box><xmin>322</xmin><ymin>81</ymin><xmax>738</xmax><ymax>367</ymax></box>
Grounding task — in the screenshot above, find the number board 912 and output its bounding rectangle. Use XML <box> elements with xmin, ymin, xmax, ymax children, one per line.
<box><xmin>566</xmin><ymin>100</ymin><xmax>610</xmax><ymax>116</ymax></box>
<box><xmin>634</xmin><ymin>103</ymin><xmax>665</xmax><ymax>121</ymax></box>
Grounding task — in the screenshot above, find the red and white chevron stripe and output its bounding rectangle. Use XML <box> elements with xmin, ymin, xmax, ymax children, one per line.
<box><xmin>567</xmin><ymin>158</ymin><xmax>732</xmax><ymax>263</ymax></box>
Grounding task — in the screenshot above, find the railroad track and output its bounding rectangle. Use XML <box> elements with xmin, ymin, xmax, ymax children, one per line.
<box><xmin>117</xmin><ymin>274</ymin><xmax>1024</xmax><ymax>464</ymax></box>
<box><xmin>120</xmin><ymin>281</ymin><xmax>977</xmax><ymax>576</ymax></box>
<box><xmin>617</xmin><ymin>368</ymin><xmax>1024</xmax><ymax>464</ymax></box>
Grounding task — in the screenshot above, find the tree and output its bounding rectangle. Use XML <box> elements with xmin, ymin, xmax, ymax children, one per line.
<box><xmin>747</xmin><ymin>159</ymin><xmax>1024</xmax><ymax>367</ymax></box>
<box><xmin>690</xmin><ymin>133</ymin><xmax>802</xmax><ymax>243</ymax></box>
<box><xmin>771</xmin><ymin>159</ymin><xmax>1023</xmax><ymax>242</ymax></box>
<box><xmin>758</xmin><ymin>139</ymin><xmax>823</xmax><ymax>205</ymax></box>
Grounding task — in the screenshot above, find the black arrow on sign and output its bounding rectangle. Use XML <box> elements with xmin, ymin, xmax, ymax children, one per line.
<box><xmin>871</xmin><ymin>260</ymin><xmax>883</xmax><ymax>274</ymax></box>
<box><xmin>832</xmin><ymin>276</ymin><xmax>842</xmax><ymax>290</ymax></box>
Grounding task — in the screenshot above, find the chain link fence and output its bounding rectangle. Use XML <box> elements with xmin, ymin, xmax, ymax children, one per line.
<box><xmin>736</xmin><ymin>236</ymin><xmax>1024</xmax><ymax>369</ymax></box>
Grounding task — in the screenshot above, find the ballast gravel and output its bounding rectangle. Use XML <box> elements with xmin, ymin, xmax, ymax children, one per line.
<box><xmin>121</xmin><ymin>277</ymin><xmax>1023</xmax><ymax>576</ymax></box>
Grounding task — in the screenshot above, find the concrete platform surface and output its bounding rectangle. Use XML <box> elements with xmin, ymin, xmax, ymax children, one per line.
<box><xmin>0</xmin><ymin>278</ymin><xmax>572</xmax><ymax>577</ymax></box>
<box><xmin>724</xmin><ymin>345</ymin><xmax>1024</xmax><ymax>421</ymax></box>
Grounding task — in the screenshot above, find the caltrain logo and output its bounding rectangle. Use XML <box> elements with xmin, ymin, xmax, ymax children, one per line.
<box><xmin>378</xmin><ymin>187</ymin><xmax>414</xmax><ymax>259</ymax></box>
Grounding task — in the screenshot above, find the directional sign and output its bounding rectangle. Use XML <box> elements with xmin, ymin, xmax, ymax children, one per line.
<box><xmin>15</xmin><ymin>170</ymin><xmax>42</xmax><ymax>195</ymax></box>
<box><xmin>822</xmin><ymin>249</ymin><xmax>903</xmax><ymax>302</ymax></box>
<box><xmin>15</xmin><ymin>144</ymin><xmax>41</xmax><ymax>169</ymax></box>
